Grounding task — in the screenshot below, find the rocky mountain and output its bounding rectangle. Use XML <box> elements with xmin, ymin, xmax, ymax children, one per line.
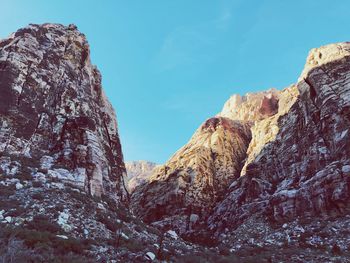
<box><xmin>208</xmin><ymin>42</ymin><xmax>350</xmax><ymax>235</ymax></box>
<box><xmin>130</xmin><ymin>87</ymin><xmax>297</xmax><ymax>233</ymax></box>
<box><xmin>1</xmin><ymin>23</ymin><xmax>350</xmax><ymax>263</ymax></box>
<box><xmin>131</xmin><ymin>117</ymin><xmax>252</xmax><ymax>234</ymax></box>
<box><xmin>131</xmin><ymin>42</ymin><xmax>350</xmax><ymax>261</ymax></box>
<box><xmin>125</xmin><ymin>161</ymin><xmax>158</xmax><ymax>192</ymax></box>
<box><xmin>0</xmin><ymin>23</ymin><xmax>127</xmax><ymax>201</ymax></box>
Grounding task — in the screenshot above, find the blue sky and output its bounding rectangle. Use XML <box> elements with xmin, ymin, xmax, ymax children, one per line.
<box><xmin>1</xmin><ymin>1</ymin><xmax>350</xmax><ymax>163</ymax></box>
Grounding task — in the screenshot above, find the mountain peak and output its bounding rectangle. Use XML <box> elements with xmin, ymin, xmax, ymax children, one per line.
<box><xmin>218</xmin><ymin>88</ymin><xmax>280</xmax><ymax>121</ymax></box>
<box><xmin>299</xmin><ymin>42</ymin><xmax>350</xmax><ymax>80</ymax></box>
<box><xmin>0</xmin><ymin>23</ymin><xmax>127</xmax><ymax>200</ymax></box>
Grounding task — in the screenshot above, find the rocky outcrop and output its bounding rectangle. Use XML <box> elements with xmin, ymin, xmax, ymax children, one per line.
<box><xmin>208</xmin><ymin>42</ymin><xmax>350</xmax><ymax>234</ymax></box>
<box><xmin>0</xmin><ymin>23</ymin><xmax>127</xmax><ymax>201</ymax></box>
<box><xmin>125</xmin><ymin>161</ymin><xmax>158</xmax><ymax>192</ymax></box>
<box><xmin>131</xmin><ymin>116</ymin><xmax>253</xmax><ymax>233</ymax></box>
<box><xmin>218</xmin><ymin>88</ymin><xmax>280</xmax><ymax>121</ymax></box>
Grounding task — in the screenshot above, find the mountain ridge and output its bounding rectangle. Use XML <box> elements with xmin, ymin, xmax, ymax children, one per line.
<box><xmin>131</xmin><ymin>41</ymin><xmax>350</xmax><ymax>261</ymax></box>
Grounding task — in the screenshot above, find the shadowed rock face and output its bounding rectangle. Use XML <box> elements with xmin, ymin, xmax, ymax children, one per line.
<box><xmin>208</xmin><ymin>43</ymin><xmax>350</xmax><ymax>235</ymax></box>
<box><xmin>0</xmin><ymin>23</ymin><xmax>127</xmax><ymax>201</ymax></box>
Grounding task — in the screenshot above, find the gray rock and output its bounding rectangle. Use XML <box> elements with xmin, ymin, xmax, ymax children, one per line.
<box><xmin>209</xmin><ymin>42</ymin><xmax>350</xmax><ymax>233</ymax></box>
<box><xmin>0</xmin><ymin>23</ymin><xmax>128</xmax><ymax>201</ymax></box>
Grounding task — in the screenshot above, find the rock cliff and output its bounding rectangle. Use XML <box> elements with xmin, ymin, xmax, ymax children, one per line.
<box><xmin>131</xmin><ymin>94</ymin><xmax>275</xmax><ymax>233</ymax></box>
<box><xmin>125</xmin><ymin>161</ymin><xmax>158</xmax><ymax>192</ymax></box>
<box><xmin>209</xmin><ymin>42</ymin><xmax>350</xmax><ymax>233</ymax></box>
<box><xmin>0</xmin><ymin>23</ymin><xmax>127</xmax><ymax>201</ymax></box>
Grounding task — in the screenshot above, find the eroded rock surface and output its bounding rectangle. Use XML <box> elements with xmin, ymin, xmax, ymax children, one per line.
<box><xmin>209</xmin><ymin>43</ymin><xmax>350</xmax><ymax>233</ymax></box>
<box><xmin>0</xmin><ymin>23</ymin><xmax>127</xmax><ymax>201</ymax></box>
<box><xmin>125</xmin><ymin>161</ymin><xmax>158</xmax><ymax>192</ymax></box>
<box><xmin>131</xmin><ymin>116</ymin><xmax>252</xmax><ymax>233</ymax></box>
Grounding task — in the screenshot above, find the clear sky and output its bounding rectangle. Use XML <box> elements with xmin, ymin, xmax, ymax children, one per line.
<box><xmin>1</xmin><ymin>1</ymin><xmax>350</xmax><ymax>163</ymax></box>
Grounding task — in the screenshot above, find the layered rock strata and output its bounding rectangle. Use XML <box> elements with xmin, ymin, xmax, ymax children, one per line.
<box><xmin>0</xmin><ymin>23</ymin><xmax>127</xmax><ymax>201</ymax></box>
<box><xmin>125</xmin><ymin>161</ymin><xmax>158</xmax><ymax>192</ymax></box>
<box><xmin>209</xmin><ymin>43</ymin><xmax>350</xmax><ymax>233</ymax></box>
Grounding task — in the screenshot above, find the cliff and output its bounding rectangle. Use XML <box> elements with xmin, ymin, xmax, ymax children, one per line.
<box><xmin>0</xmin><ymin>23</ymin><xmax>127</xmax><ymax>200</ymax></box>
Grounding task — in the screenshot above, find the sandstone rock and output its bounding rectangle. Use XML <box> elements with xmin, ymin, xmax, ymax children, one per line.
<box><xmin>0</xmin><ymin>210</ymin><xmax>5</xmax><ymax>220</ymax></box>
<box><xmin>131</xmin><ymin>117</ymin><xmax>252</xmax><ymax>233</ymax></box>
<box><xmin>58</xmin><ymin>210</ymin><xmax>72</xmax><ymax>232</ymax></box>
<box><xmin>167</xmin><ymin>230</ymin><xmax>179</xmax><ymax>240</ymax></box>
<box><xmin>131</xmin><ymin>88</ymin><xmax>293</xmax><ymax>233</ymax></box>
<box><xmin>121</xmin><ymin>232</ymin><xmax>129</xmax><ymax>240</ymax></box>
<box><xmin>218</xmin><ymin>88</ymin><xmax>280</xmax><ymax>121</ymax></box>
<box><xmin>0</xmin><ymin>23</ymin><xmax>127</xmax><ymax>201</ymax></box>
<box><xmin>0</xmin><ymin>157</ymin><xmax>20</xmax><ymax>176</ymax></box>
<box><xmin>125</xmin><ymin>161</ymin><xmax>158</xmax><ymax>192</ymax></box>
<box><xmin>56</xmin><ymin>234</ymin><xmax>68</xmax><ymax>239</ymax></box>
<box><xmin>208</xmin><ymin>42</ymin><xmax>350</xmax><ymax>234</ymax></box>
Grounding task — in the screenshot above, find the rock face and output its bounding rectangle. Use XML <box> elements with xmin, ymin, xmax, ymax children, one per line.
<box><xmin>209</xmin><ymin>42</ymin><xmax>350</xmax><ymax>233</ymax></box>
<box><xmin>0</xmin><ymin>23</ymin><xmax>127</xmax><ymax>201</ymax></box>
<box><xmin>131</xmin><ymin>42</ymin><xmax>350</xmax><ymax>241</ymax></box>
<box><xmin>218</xmin><ymin>88</ymin><xmax>280</xmax><ymax>121</ymax></box>
<box><xmin>125</xmin><ymin>161</ymin><xmax>157</xmax><ymax>192</ymax></box>
<box><xmin>130</xmin><ymin>87</ymin><xmax>297</xmax><ymax>233</ymax></box>
<box><xmin>131</xmin><ymin>89</ymin><xmax>290</xmax><ymax>233</ymax></box>
<box><xmin>131</xmin><ymin>115</ymin><xmax>254</xmax><ymax>233</ymax></box>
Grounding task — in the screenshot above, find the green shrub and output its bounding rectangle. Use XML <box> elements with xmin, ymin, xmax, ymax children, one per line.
<box><xmin>218</xmin><ymin>245</ymin><xmax>231</xmax><ymax>256</ymax></box>
<box><xmin>331</xmin><ymin>243</ymin><xmax>341</xmax><ymax>255</ymax></box>
<box><xmin>122</xmin><ymin>238</ymin><xmax>144</xmax><ymax>252</ymax></box>
<box><xmin>0</xmin><ymin>197</ymin><xmax>21</xmax><ymax>211</ymax></box>
<box><xmin>177</xmin><ymin>254</ymin><xmax>210</xmax><ymax>263</ymax></box>
<box><xmin>0</xmin><ymin>226</ymin><xmax>93</xmax><ymax>262</ymax></box>
<box><xmin>134</xmin><ymin>224</ymin><xmax>143</xmax><ymax>232</ymax></box>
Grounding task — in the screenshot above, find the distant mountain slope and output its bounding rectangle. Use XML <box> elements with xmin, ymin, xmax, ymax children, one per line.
<box><xmin>125</xmin><ymin>161</ymin><xmax>158</xmax><ymax>192</ymax></box>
